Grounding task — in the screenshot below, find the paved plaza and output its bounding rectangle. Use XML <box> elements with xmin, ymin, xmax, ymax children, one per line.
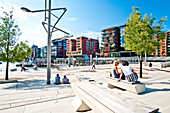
<box><xmin>0</xmin><ymin>63</ymin><xmax>170</xmax><ymax>113</ymax></box>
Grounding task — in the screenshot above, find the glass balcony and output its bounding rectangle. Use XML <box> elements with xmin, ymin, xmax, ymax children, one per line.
<box><xmin>101</xmin><ymin>42</ymin><xmax>105</xmax><ymax>45</ymax></box>
<box><xmin>102</xmin><ymin>34</ymin><xmax>108</xmax><ymax>37</ymax></box>
<box><xmin>102</xmin><ymin>39</ymin><xmax>105</xmax><ymax>42</ymax></box>
<box><xmin>102</xmin><ymin>31</ymin><xmax>108</xmax><ymax>34</ymax></box>
<box><xmin>110</xmin><ymin>44</ymin><xmax>115</xmax><ymax>48</ymax></box>
<box><xmin>107</xmin><ymin>37</ymin><xmax>111</xmax><ymax>40</ymax></box>
<box><xmin>100</xmin><ymin>45</ymin><xmax>104</xmax><ymax>48</ymax></box>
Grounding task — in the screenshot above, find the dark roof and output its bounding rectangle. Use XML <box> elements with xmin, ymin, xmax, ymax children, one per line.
<box><xmin>101</xmin><ymin>24</ymin><xmax>127</xmax><ymax>32</ymax></box>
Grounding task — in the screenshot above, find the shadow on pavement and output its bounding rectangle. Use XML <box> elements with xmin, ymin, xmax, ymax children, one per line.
<box><xmin>144</xmin><ymin>87</ymin><xmax>170</xmax><ymax>94</ymax></box>
<box><xmin>3</xmin><ymin>80</ymin><xmax>71</xmax><ymax>90</ymax></box>
<box><xmin>145</xmin><ymin>81</ymin><xmax>170</xmax><ymax>85</ymax></box>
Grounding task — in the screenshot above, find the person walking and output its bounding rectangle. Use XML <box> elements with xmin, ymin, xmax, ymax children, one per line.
<box><xmin>149</xmin><ymin>62</ymin><xmax>152</xmax><ymax>71</ymax></box>
<box><xmin>92</xmin><ymin>61</ymin><xmax>96</xmax><ymax>69</ymax></box>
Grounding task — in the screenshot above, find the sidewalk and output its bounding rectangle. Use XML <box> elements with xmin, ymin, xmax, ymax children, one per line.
<box><xmin>0</xmin><ymin>80</ymin><xmax>17</xmax><ymax>84</ymax></box>
<box><xmin>0</xmin><ymin>63</ymin><xmax>169</xmax><ymax>113</ymax></box>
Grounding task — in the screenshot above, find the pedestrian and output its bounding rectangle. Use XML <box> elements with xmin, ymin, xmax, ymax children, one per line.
<box><xmin>33</xmin><ymin>64</ymin><xmax>38</xmax><ymax>70</ymax></box>
<box><xmin>21</xmin><ymin>62</ymin><xmax>27</xmax><ymax>72</ymax></box>
<box><xmin>149</xmin><ymin>62</ymin><xmax>152</xmax><ymax>71</ymax></box>
<box><xmin>92</xmin><ymin>61</ymin><xmax>96</xmax><ymax>69</ymax></box>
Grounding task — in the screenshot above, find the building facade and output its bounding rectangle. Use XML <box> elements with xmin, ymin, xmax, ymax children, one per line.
<box><xmin>100</xmin><ymin>25</ymin><xmax>132</xmax><ymax>57</ymax></box>
<box><xmin>66</xmin><ymin>36</ymin><xmax>100</xmax><ymax>57</ymax></box>
<box><xmin>52</xmin><ymin>39</ymin><xmax>67</xmax><ymax>58</ymax></box>
<box><xmin>153</xmin><ymin>32</ymin><xmax>170</xmax><ymax>57</ymax></box>
<box><xmin>31</xmin><ymin>45</ymin><xmax>38</xmax><ymax>58</ymax></box>
<box><xmin>101</xmin><ymin>25</ymin><xmax>170</xmax><ymax>57</ymax></box>
<box><xmin>41</xmin><ymin>46</ymin><xmax>47</xmax><ymax>58</ymax></box>
<box><xmin>36</xmin><ymin>48</ymin><xmax>41</xmax><ymax>58</ymax></box>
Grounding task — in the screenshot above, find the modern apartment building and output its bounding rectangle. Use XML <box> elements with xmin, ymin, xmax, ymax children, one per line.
<box><xmin>36</xmin><ymin>48</ymin><xmax>41</xmax><ymax>58</ymax></box>
<box><xmin>100</xmin><ymin>25</ymin><xmax>133</xmax><ymax>57</ymax></box>
<box><xmin>31</xmin><ymin>38</ymin><xmax>67</xmax><ymax>60</ymax></box>
<box><xmin>153</xmin><ymin>31</ymin><xmax>170</xmax><ymax>57</ymax></box>
<box><xmin>41</xmin><ymin>46</ymin><xmax>47</xmax><ymax>58</ymax></box>
<box><xmin>31</xmin><ymin>45</ymin><xmax>38</xmax><ymax>58</ymax></box>
<box><xmin>52</xmin><ymin>39</ymin><xmax>67</xmax><ymax>58</ymax></box>
<box><xmin>66</xmin><ymin>36</ymin><xmax>100</xmax><ymax>57</ymax></box>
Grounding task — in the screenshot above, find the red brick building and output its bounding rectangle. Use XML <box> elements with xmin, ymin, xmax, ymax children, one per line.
<box><xmin>100</xmin><ymin>25</ymin><xmax>131</xmax><ymax>57</ymax></box>
<box><xmin>153</xmin><ymin>31</ymin><xmax>170</xmax><ymax>57</ymax></box>
<box><xmin>66</xmin><ymin>36</ymin><xmax>100</xmax><ymax>57</ymax></box>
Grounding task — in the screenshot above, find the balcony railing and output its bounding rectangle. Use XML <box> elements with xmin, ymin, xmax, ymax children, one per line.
<box><xmin>102</xmin><ymin>39</ymin><xmax>105</xmax><ymax>42</ymax></box>
<box><xmin>101</xmin><ymin>31</ymin><xmax>108</xmax><ymax>34</ymax></box>
<box><xmin>101</xmin><ymin>42</ymin><xmax>105</xmax><ymax>45</ymax></box>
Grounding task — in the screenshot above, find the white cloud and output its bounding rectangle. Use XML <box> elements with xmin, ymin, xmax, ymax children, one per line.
<box><xmin>0</xmin><ymin>3</ymin><xmax>42</xmax><ymax>21</ymax></box>
<box><xmin>67</xmin><ymin>17</ymin><xmax>79</xmax><ymax>21</ymax></box>
<box><xmin>0</xmin><ymin>2</ymin><xmax>73</xmax><ymax>48</ymax></box>
<box><xmin>81</xmin><ymin>31</ymin><xmax>102</xmax><ymax>46</ymax></box>
<box><xmin>13</xmin><ymin>5</ymin><xmax>41</xmax><ymax>21</ymax></box>
<box><xmin>19</xmin><ymin>25</ymin><xmax>47</xmax><ymax>47</ymax></box>
<box><xmin>52</xmin><ymin>27</ymin><xmax>72</xmax><ymax>39</ymax></box>
<box><xmin>81</xmin><ymin>31</ymin><xmax>101</xmax><ymax>39</ymax></box>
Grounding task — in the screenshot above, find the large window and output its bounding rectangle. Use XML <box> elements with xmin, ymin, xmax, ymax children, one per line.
<box><xmin>58</xmin><ymin>42</ymin><xmax>62</xmax><ymax>46</ymax></box>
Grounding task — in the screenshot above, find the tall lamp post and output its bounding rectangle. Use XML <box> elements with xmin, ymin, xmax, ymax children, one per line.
<box><xmin>21</xmin><ymin>0</ymin><xmax>70</xmax><ymax>84</ymax></box>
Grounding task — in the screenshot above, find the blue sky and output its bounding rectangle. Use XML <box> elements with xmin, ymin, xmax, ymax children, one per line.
<box><xmin>0</xmin><ymin>0</ymin><xmax>170</xmax><ymax>47</ymax></box>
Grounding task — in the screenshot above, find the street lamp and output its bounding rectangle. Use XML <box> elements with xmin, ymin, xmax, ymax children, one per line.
<box><xmin>21</xmin><ymin>0</ymin><xmax>70</xmax><ymax>84</ymax></box>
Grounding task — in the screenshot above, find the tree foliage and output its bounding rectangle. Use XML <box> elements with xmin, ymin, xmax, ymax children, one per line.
<box><xmin>123</xmin><ymin>7</ymin><xmax>167</xmax><ymax>55</ymax></box>
<box><xmin>123</xmin><ymin>7</ymin><xmax>167</xmax><ymax>78</ymax></box>
<box><xmin>0</xmin><ymin>8</ymin><xmax>32</xmax><ymax>80</ymax></box>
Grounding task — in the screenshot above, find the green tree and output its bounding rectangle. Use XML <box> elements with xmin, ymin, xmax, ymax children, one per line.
<box><xmin>0</xmin><ymin>8</ymin><xmax>32</xmax><ymax>80</ymax></box>
<box><xmin>123</xmin><ymin>7</ymin><xmax>167</xmax><ymax>78</ymax></box>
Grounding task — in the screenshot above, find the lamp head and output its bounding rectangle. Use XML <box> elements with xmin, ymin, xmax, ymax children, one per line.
<box><xmin>21</xmin><ymin>7</ymin><xmax>32</xmax><ymax>12</ymax></box>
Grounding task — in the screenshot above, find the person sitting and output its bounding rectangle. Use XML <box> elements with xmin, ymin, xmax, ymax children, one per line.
<box><xmin>111</xmin><ymin>60</ymin><xmax>120</xmax><ymax>78</ymax></box>
<box><xmin>117</xmin><ymin>61</ymin><xmax>138</xmax><ymax>83</ymax></box>
<box><xmin>54</xmin><ymin>74</ymin><xmax>61</xmax><ymax>85</ymax></box>
<box><xmin>33</xmin><ymin>64</ymin><xmax>38</xmax><ymax>70</ymax></box>
<box><xmin>110</xmin><ymin>61</ymin><xmax>125</xmax><ymax>79</ymax></box>
<box><xmin>61</xmin><ymin>75</ymin><xmax>70</xmax><ymax>84</ymax></box>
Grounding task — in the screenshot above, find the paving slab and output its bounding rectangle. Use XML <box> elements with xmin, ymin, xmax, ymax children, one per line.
<box><xmin>0</xmin><ymin>63</ymin><xmax>169</xmax><ymax>113</ymax></box>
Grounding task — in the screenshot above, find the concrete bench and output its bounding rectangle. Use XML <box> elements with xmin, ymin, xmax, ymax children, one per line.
<box><xmin>103</xmin><ymin>77</ymin><xmax>145</xmax><ymax>94</ymax></box>
<box><xmin>71</xmin><ymin>82</ymin><xmax>159</xmax><ymax>113</ymax></box>
<box><xmin>160</xmin><ymin>62</ymin><xmax>170</xmax><ymax>68</ymax></box>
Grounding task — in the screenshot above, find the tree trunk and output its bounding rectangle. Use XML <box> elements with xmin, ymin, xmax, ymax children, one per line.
<box><xmin>140</xmin><ymin>53</ymin><xmax>143</xmax><ymax>78</ymax></box>
<box><xmin>5</xmin><ymin>61</ymin><xmax>9</xmax><ymax>80</ymax></box>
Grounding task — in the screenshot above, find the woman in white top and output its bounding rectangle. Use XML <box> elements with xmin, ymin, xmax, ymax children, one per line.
<box><xmin>117</xmin><ymin>61</ymin><xmax>138</xmax><ymax>83</ymax></box>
